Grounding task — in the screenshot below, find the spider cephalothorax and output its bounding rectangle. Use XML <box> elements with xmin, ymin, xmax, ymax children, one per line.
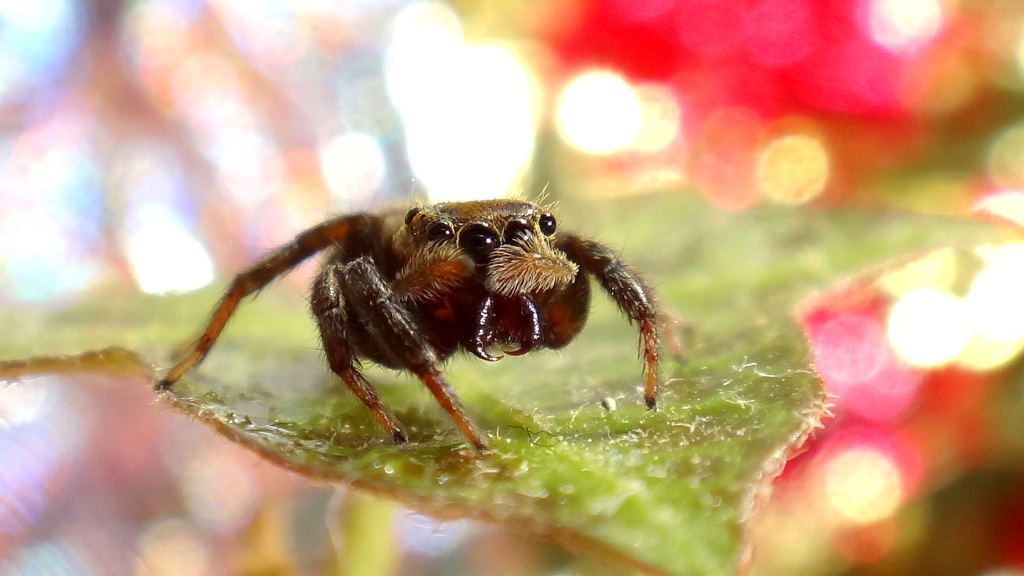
<box><xmin>157</xmin><ymin>199</ymin><xmax>664</xmax><ymax>451</ymax></box>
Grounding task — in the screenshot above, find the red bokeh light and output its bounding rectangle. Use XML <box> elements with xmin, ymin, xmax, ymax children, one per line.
<box><xmin>545</xmin><ymin>0</ymin><xmax>914</xmax><ymax>117</ymax></box>
<box><xmin>540</xmin><ymin>0</ymin><xmax>945</xmax><ymax>206</ymax></box>
<box><xmin>803</xmin><ymin>296</ymin><xmax>926</xmax><ymax>423</ymax></box>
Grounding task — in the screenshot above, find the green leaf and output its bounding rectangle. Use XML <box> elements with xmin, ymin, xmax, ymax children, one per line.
<box><xmin>0</xmin><ymin>194</ymin><xmax>1012</xmax><ymax>575</ymax></box>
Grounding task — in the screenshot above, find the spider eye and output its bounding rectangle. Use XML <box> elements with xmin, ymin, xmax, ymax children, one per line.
<box><xmin>538</xmin><ymin>212</ymin><xmax>556</xmax><ymax>236</ymax></box>
<box><xmin>427</xmin><ymin>221</ymin><xmax>454</xmax><ymax>242</ymax></box>
<box><xmin>503</xmin><ymin>218</ymin><xmax>533</xmax><ymax>244</ymax></box>
<box><xmin>460</xmin><ymin>222</ymin><xmax>499</xmax><ymax>261</ymax></box>
<box><xmin>404</xmin><ymin>207</ymin><xmax>420</xmax><ymax>225</ymax></box>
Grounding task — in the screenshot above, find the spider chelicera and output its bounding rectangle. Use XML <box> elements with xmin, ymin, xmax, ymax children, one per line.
<box><xmin>157</xmin><ymin>200</ymin><xmax>666</xmax><ymax>451</ymax></box>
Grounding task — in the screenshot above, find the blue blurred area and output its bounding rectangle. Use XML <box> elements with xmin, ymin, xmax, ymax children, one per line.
<box><xmin>0</xmin><ymin>0</ymin><xmax>84</xmax><ymax>108</ymax></box>
<box><xmin>0</xmin><ymin>0</ymin><xmax>417</xmax><ymax>304</ymax></box>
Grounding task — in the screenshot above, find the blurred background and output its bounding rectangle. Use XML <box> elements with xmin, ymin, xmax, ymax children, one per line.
<box><xmin>2</xmin><ymin>0</ymin><xmax>1024</xmax><ymax>574</ymax></box>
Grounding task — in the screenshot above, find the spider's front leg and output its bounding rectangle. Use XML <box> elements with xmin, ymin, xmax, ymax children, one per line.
<box><xmin>156</xmin><ymin>214</ymin><xmax>380</xmax><ymax>391</ymax></box>
<box><xmin>328</xmin><ymin>257</ymin><xmax>487</xmax><ymax>451</ymax></box>
<box><xmin>558</xmin><ymin>235</ymin><xmax>662</xmax><ymax>409</ymax></box>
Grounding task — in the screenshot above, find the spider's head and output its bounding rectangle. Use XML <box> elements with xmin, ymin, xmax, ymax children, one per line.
<box><xmin>401</xmin><ymin>200</ymin><xmax>579</xmax><ymax>296</ymax></box>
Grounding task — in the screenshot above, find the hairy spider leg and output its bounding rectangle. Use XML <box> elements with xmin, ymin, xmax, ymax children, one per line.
<box><xmin>312</xmin><ymin>261</ymin><xmax>407</xmax><ymax>444</ymax></box>
<box><xmin>336</xmin><ymin>257</ymin><xmax>487</xmax><ymax>451</ymax></box>
<box><xmin>558</xmin><ymin>236</ymin><xmax>661</xmax><ymax>409</ymax></box>
<box><xmin>155</xmin><ymin>214</ymin><xmax>380</xmax><ymax>391</ymax></box>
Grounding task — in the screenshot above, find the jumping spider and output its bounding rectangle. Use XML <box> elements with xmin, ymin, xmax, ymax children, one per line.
<box><xmin>157</xmin><ymin>200</ymin><xmax>665</xmax><ymax>451</ymax></box>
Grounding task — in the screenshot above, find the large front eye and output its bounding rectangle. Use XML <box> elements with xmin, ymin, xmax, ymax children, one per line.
<box><xmin>404</xmin><ymin>207</ymin><xmax>420</xmax><ymax>225</ymax></box>
<box><xmin>460</xmin><ymin>222</ymin><xmax>499</xmax><ymax>260</ymax></box>
<box><xmin>427</xmin><ymin>221</ymin><xmax>454</xmax><ymax>242</ymax></box>
<box><xmin>503</xmin><ymin>218</ymin><xmax>532</xmax><ymax>244</ymax></box>
<box><xmin>538</xmin><ymin>212</ymin><xmax>556</xmax><ymax>236</ymax></box>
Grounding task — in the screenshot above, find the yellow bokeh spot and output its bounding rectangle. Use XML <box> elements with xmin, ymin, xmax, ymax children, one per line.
<box><xmin>974</xmin><ymin>190</ymin><xmax>1024</xmax><ymax>228</ymax></box>
<box><xmin>955</xmin><ymin>331</ymin><xmax>1024</xmax><ymax>371</ymax></box>
<box><xmin>988</xmin><ymin>123</ymin><xmax>1024</xmax><ymax>188</ymax></box>
<box><xmin>135</xmin><ymin>518</ymin><xmax>209</xmax><ymax>576</ymax></box>
<box><xmin>319</xmin><ymin>132</ymin><xmax>386</xmax><ymax>209</ymax></box>
<box><xmin>629</xmin><ymin>83</ymin><xmax>681</xmax><ymax>153</ymax></box>
<box><xmin>757</xmin><ymin>134</ymin><xmax>830</xmax><ymax>204</ymax></box>
<box><xmin>887</xmin><ymin>288</ymin><xmax>970</xmax><ymax>368</ymax></box>
<box><xmin>825</xmin><ymin>447</ymin><xmax>904</xmax><ymax>524</ymax></box>
<box><xmin>874</xmin><ymin>247</ymin><xmax>961</xmax><ymax>298</ymax></box>
<box><xmin>127</xmin><ymin>219</ymin><xmax>214</xmax><ymax>295</ymax></box>
<box><xmin>557</xmin><ymin>71</ymin><xmax>642</xmax><ymax>154</ymax></box>
<box><xmin>1016</xmin><ymin>23</ymin><xmax>1024</xmax><ymax>80</ymax></box>
<box><xmin>386</xmin><ymin>3</ymin><xmax>535</xmax><ymax>201</ymax></box>
<box><xmin>868</xmin><ymin>0</ymin><xmax>944</xmax><ymax>53</ymax></box>
<box><xmin>965</xmin><ymin>242</ymin><xmax>1024</xmax><ymax>343</ymax></box>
